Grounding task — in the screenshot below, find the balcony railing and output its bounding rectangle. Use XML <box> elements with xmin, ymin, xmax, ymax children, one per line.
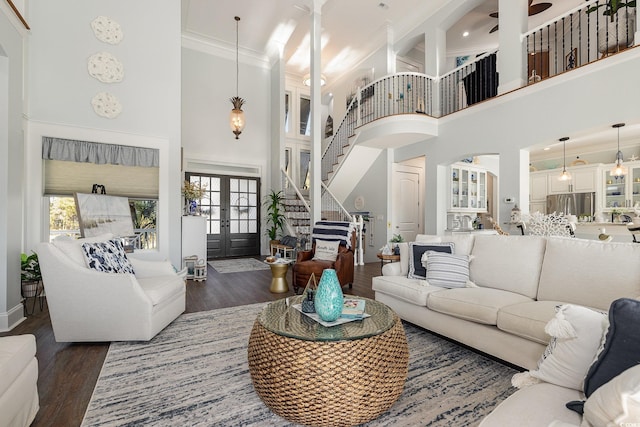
<box><xmin>322</xmin><ymin>73</ymin><xmax>435</xmax><ymax>181</ymax></box>
<box><xmin>439</xmin><ymin>50</ymin><xmax>499</xmax><ymax>116</ymax></box>
<box><xmin>524</xmin><ymin>0</ymin><xmax>636</xmax><ymax>82</ymax></box>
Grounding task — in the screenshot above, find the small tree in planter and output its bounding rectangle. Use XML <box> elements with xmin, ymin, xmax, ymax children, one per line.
<box><xmin>264</xmin><ymin>190</ymin><xmax>287</xmax><ymax>243</ymax></box>
<box><xmin>21</xmin><ymin>252</ymin><xmax>42</xmax><ymax>298</ymax></box>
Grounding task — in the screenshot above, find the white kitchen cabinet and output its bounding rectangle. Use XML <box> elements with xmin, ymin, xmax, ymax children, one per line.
<box><xmin>530</xmin><ymin>172</ymin><xmax>548</xmax><ymax>202</ymax></box>
<box><xmin>450</xmin><ymin>164</ymin><xmax>487</xmax><ymax>213</ymax></box>
<box><xmin>548</xmin><ymin>165</ymin><xmax>599</xmax><ymax>194</ymax></box>
<box><xmin>602</xmin><ymin>162</ymin><xmax>640</xmax><ymax>211</ymax></box>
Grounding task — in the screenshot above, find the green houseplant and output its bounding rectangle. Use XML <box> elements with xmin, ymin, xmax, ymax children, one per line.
<box><xmin>390</xmin><ymin>234</ymin><xmax>404</xmax><ymax>255</ymax></box>
<box><xmin>264</xmin><ymin>190</ymin><xmax>287</xmax><ymax>242</ymax></box>
<box><xmin>586</xmin><ymin>0</ymin><xmax>636</xmax><ymax>20</ymax></box>
<box><xmin>586</xmin><ymin>0</ymin><xmax>636</xmax><ymax>52</ymax></box>
<box><xmin>21</xmin><ymin>252</ymin><xmax>42</xmax><ymax>298</ymax></box>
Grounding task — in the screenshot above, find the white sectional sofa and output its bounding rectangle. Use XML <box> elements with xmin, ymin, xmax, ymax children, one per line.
<box><xmin>0</xmin><ymin>335</ymin><xmax>39</xmax><ymax>427</ymax></box>
<box><xmin>372</xmin><ymin>234</ymin><xmax>640</xmax><ymax>425</ymax></box>
<box><xmin>38</xmin><ymin>234</ymin><xmax>186</xmax><ymax>342</ymax></box>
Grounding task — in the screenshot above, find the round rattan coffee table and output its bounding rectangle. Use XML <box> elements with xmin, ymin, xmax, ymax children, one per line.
<box><xmin>247</xmin><ymin>295</ymin><xmax>408</xmax><ymax>427</ymax></box>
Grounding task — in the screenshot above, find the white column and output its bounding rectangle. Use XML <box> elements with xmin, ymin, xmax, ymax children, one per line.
<box><xmin>499</xmin><ymin>149</ymin><xmax>530</xmax><ymax>230</ymax></box>
<box><xmin>310</xmin><ymin>0</ymin><xmax>325</xmax><ymax>225</ymax></box>
<box><xmin>424</xmin><ymin>157</ymin><xmax>448</xmax><ymax>234</ymax></box>
<box><xmin>497</xmin><ymin>0</ymin><xmax>528</xmax><ymax>93</ymax></box>
<box><xmin>425</xmin><ymin>26</ymin><xmax>445</xmax><ymax>117</ymax></box>
<box><xmin>386</xmin><ymin>22</ymin><xmax>396</xmax><ymax>75</ymax></box>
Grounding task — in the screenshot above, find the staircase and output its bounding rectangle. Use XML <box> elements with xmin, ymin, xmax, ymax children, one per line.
<box><xmin>282</xmin><ymin>195</ymin><xmax>311</xmax><ymax>249</ymax></box>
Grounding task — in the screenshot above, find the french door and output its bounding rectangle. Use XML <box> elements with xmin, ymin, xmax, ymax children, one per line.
<box><xmin>186</xmin><ymin>173</ymin><xmax>261</xmax><ymax>259</ymax></box>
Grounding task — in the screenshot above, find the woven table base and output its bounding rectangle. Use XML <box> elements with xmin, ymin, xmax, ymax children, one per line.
<box><xmin>248</xmin><ymin>315</ymin><xmax>409</xmax><ymax>427</ymax></box>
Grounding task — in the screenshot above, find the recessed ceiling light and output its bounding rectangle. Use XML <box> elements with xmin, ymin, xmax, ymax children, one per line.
<box><xmin>462</xmin><ymin>31</ymin><xmax>469</xmax><ymax>37</ymax></box>
<box><xmin>544</xmin><ymin>147</ymin><xmax>551</xmax><ymax>151</ymax></box>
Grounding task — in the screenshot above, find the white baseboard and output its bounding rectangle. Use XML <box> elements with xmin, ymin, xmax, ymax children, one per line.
<box><xmin>0</xmin><ymin>303</ymin><xmax>26</xmax><ymax>332</ymax></box>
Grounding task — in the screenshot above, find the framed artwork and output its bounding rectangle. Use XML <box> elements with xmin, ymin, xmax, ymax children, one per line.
<box><xmin>565</xmin><ymin>48</ymin><xmax>577</xmax><ymax>70</ymax></box>
<box><xmin>74</xmin><ymin>193</ymin><xmax>135</xmax><ymax>238</ymax></box>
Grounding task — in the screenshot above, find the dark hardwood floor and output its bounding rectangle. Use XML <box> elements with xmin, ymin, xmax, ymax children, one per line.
<box><xmin>1</xmin><ymin>260</ymin><xmax>381</xmax><ymax>427</ymax></box>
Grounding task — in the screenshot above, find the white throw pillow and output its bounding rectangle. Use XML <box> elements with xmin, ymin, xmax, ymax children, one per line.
<box><xmin>512</xmin><ymin>304</ymin><xmax>608</xmax><ymax>391</ymax></box>
<box><xmin>582</xmin><ymin>364</ymin><xmax>640</xmax><ymax>427</ymax></box>
<box><xmin>313</xmin><ymin>239</ymin><xmax>340</xmax><ymax>262</ymax></box>
<box><xmin>422</xmin><ymin>251</ymin><xmax>472</xmax><ymax>288</ymax></box>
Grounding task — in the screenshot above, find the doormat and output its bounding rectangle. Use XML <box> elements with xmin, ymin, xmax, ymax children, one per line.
<box><xmin>208</xmin><ymin>258</ymin><xmax>269</xmax><ymax>274</ymax></box>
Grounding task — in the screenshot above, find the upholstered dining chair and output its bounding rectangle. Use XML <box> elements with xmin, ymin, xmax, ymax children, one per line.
<box><xmin>292</xmin><ymin>221</ymin><xmax>356</xmax><ymax>294</ymax></box>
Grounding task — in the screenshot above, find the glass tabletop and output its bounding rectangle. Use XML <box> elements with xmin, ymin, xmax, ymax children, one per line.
<box><xmin>257</xmin><ymin>295</ymin><xmax>395</xmax><ymax>342</ymax></box>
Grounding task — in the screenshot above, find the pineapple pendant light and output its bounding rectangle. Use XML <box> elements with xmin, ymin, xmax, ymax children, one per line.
<box><xmin>559</xmin><ymin>137</ymin><xmax>571</xmax><ymax>181</ymax></box>
<box><xmin>229</xmin><ymin>16</ymin><xmax>245</xmax><ymax>139</ymax></box>
<box><xmin>610</xmin><ymin>123</ymin><xmax>627</xmax><ymax>177</ymax></box>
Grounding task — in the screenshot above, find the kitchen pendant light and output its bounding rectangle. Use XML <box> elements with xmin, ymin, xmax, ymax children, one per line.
<box><xmin>559</xmin><ymin>137</ymin><xmax>571</xmax><ymax>181</ymax></box>
<box><xmin>610</xmin><ymin>123</ymin><xmax>627</xmax><ymax>177</ymax></box>
<box><xmin>229</xmin><ymin>16</ymin><xmax>245</xmax><ymax>139</ymax></box>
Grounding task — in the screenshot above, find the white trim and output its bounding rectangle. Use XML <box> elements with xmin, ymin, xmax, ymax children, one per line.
<box><xmin>0</xmin><ymin>303</ymin><xmax>25</xmax><ymax>332</ymax></box>
<box><xmin>181</xmin><ymin>33</ymin><xmax>270</xmax><ymax>69</ymax></box>
<box><xmin>184</xmin><ymin>158</ymin><xmax>262</xmax><ymax>178</ymax></box>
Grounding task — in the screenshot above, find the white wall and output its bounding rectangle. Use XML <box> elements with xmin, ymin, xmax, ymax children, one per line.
<box><xmin>25</xmin><ymin>1</ymin><xmax>182</xmax><ymax>266</ymax></box>
<box><xmin>344</xmin><ymin>150</ymin><xmax>389</xmax><ymax>263</ymax></box>
<box><xmin>0</xmin><ymin>9</ymin><xmax>26</xmax><ymax>331</ymax></box>
<box><xmin>181</xmin><ymin>46</ymin><xmax>271</xmax><ymax>252</ymax></box>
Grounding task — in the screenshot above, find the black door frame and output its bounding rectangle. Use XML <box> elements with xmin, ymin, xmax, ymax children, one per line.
<box><xmin>185</xmin><ymin>172</ymin><xmax>261</xmax><ymax>259</ymax></box>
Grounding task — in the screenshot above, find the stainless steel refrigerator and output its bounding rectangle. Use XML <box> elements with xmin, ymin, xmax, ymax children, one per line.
<box><xmin>546</xmin><ymin>192</ymin><xmax>595</xmax><ymax>217</ymax></box>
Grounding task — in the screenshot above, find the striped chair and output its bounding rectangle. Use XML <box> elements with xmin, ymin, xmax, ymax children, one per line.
<box><xmin>292</xmin><ymin>221</ymin><xmax>356</xmax><ymax>294</ymax></box>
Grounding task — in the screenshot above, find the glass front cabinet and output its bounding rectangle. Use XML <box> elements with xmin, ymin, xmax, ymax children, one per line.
<box><xmin>450</xmin><ymin>164</ymin><xmax>487</xmax><ymax>213</ymax></box>
<box><xmin>602</xmin><ymin>162</ymin><xmax>640</xmax><ymax>211</ymax></box>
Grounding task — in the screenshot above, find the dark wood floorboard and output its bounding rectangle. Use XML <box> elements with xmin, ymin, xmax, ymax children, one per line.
<box><xmin>0</xmin><ymin>260</ymin><xmax>380</xmax><ymax>427</ymax></box>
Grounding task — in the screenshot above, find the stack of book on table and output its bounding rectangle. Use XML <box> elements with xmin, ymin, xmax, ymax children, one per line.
<box><xmin>341</xmin><ymin>298</ymin><xmax>366</xmax><ymax>319</ymax></box>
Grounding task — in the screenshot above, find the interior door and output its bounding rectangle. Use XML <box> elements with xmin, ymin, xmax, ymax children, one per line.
<box><xmin>186</xmin><ymin>173</ymin><xmax>260</xmax><ymax>259</ymax></box>
<box><xmin>392</xmin><ymin>164</ymin><xmax>423</xmax><ymax>242</ymax></box>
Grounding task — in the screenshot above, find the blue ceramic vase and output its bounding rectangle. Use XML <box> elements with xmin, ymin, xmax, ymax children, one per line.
<box><xmin>314</xmin><ymin>269</ymin><xmax>343</xmax><ymax>322</ymax></box>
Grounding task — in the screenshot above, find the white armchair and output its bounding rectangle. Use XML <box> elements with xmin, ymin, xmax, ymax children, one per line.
<box><xmin>37</xmin><ymin>234</ymin><xmax>185</xmax><ymax>342</ymax></box>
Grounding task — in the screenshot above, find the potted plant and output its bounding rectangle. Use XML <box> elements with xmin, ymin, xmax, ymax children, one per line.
<box><xmin>586</xmin><ymin>0</ymin><xmax>636</xmax><ymax>52</ymax></box>
<box><xmin>264</xmin><ymin>190</ymin><xmax>287</xmax><ymax>243</ymax></box>
<box><xmin>21</xmin><ymin>252</ymin><xmax>42</xmax><ymax>298</ymax></box>
<box><xmin>182</xmin><ymin>180</ymin><xmax>206</xmax><ymax>215</ymax></box>
<box><xmin>390</xmin><ymin>234</ymin><xmax>404</xmax><ymax>255</ymax></box>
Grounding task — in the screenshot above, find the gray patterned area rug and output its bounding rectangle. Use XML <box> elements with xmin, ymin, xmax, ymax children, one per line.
<box><xmin>208</xmin><ymin>258</ymin><xmax>269</xmax><ymax>274</ymax></box>
<box><xmin>81</xmin><ymin>303</ymin><xmax>517</xmax><ymax>427</ymax></box>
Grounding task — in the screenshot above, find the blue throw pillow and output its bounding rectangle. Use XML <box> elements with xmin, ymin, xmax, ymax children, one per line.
<box><xmin>566</xmin><ymin>298</ymin><xmax>640</xmax><ymax>414</ymax></box>
<box><xmin>407</xmin><ymin>242</ymin><xmax>454</xmax><ymax>279</ymax></box>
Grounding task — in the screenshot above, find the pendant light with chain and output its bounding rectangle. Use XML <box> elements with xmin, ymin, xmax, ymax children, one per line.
<box><xmin>559</xmin><ymin>137</ymin><xmax>571</xmax><ymax>181</ymax></box>
<box><xmin>610</xmin><ymin>123</ymin><xmax>627</xmax><ymax>177</ymax></box>
<box><xmin>229</xmin><ymin>16</ymin><xmax>245</xmax><ymax>139</ymax></box>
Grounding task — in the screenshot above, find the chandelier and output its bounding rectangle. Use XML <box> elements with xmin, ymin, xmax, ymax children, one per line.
<box><xmin>229</xmin><ymin>16</ymin><xmax>245</xmax><ymax>139</ymax></box>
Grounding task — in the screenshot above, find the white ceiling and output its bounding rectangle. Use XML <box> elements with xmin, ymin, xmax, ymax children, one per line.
<box><xmin>181</xmin><ymin>0</ymin><xmax>449</xmax><ymax>80</ymax></box>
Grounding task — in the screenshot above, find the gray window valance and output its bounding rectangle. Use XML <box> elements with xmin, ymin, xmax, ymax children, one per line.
<box><xmin>42</xmin><ymin>137</ymin><xmax>159</xmax><ymax>168</ymax></box>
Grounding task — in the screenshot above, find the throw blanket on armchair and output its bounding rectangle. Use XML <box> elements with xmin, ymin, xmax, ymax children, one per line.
<box><xmin>311</xmin><ymin>221</ymin><xmax>355</xmax><ymax>249</ymax></box>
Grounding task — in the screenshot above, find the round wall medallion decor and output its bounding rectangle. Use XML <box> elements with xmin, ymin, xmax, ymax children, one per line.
<box><xmin>88</xmin><ymin>52</ymin><xmax>124</xmax><ymax>83</ymax></box>
<box><xmin>354</xmin><ymin>195</ymin><xmax>365</xmax><ymax>210</ymax></box>
<box><xmin>91</xmin><ymin>92</ymin><xmax>122</xmax><ymax>119</ymax></box>
<box><xmin>91</xmin><ymin>16</ymin><xmax>123</xmax><ymax>44</ymax></box>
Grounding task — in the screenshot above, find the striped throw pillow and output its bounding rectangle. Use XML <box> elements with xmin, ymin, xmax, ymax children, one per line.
<box><xmin>423</xmin><ymin>250</ymin><xmax>471</xmax><ymax>288</ymax></box>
